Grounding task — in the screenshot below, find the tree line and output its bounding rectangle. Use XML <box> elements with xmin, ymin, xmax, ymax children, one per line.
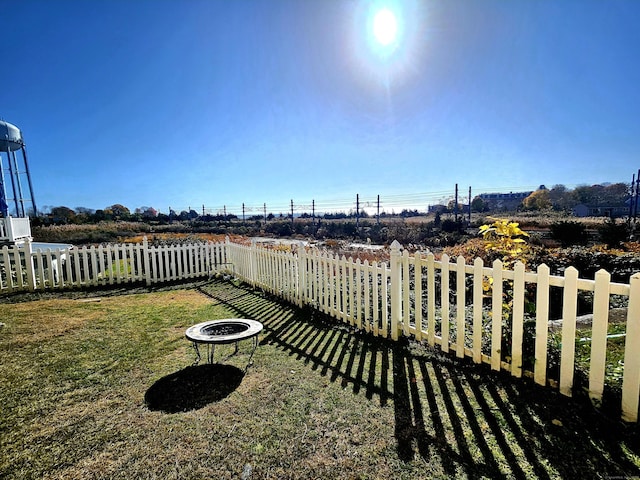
<box><xmin>34</xmin><ymin>182</ymin><xmax>631</xmax><ymax>227</ymax></box>
<box><xmin>475</xmin><ymin>183</ymin><xmax>630</xmax><ymax>212</ymax></box>
<box><xmin>36</xmin><ymin>204</ymin><xmax>430</xmax><ymax>226</ymax></box>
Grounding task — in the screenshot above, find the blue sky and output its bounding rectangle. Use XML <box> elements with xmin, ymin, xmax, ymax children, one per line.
<box><xmin>1</xmin><ymin>0</ymin><xmax>639</xmax><ymax>216</ymax></box>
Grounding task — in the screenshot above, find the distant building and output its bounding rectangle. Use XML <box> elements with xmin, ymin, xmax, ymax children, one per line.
<box><xmin>479</xmin><ymin>191</ymin><xmax>533</xmax><ymax>211</ymax></box>
<box><xmin>572</xmin><ymin>200</ymin><xmax>630</xmax><ymax>218</ymax></box>
<box><xmin>428</xmin><ymin>204</ymin><xmax>447</xmax><ymax>214</ymax></box>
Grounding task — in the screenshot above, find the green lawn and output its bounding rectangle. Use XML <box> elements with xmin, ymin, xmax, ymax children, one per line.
<box><xmin>1</xmin><ymin>280</ymin><xmax>639</xmax><ymax>479</ymax></box>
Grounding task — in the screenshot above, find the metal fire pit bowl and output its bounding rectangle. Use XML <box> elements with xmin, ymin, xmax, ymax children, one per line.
<box><xmin>185</xmin><ymin>319</ymin><xmax>263</xmax><ymax>369</ymax></box>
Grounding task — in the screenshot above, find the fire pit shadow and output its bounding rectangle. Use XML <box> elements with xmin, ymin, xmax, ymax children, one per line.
<box><xmin>144</xmin><ymin>364</ymin><xmax>244</xmax><ymax>413</ymax></box>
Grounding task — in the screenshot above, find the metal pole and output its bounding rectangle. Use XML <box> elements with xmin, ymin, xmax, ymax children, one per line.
<box><xmin>454</xmin><ymin>183</ymin><xmax>459</xmax><ymax>222</ymax></box>
<box><xmin>21</xmin><ymin>146</ymin><xmax>37</xmax><ymax>216</ymax></box>
<box><xmin>356</xmin><ymin>193</ymin><xmax>359</xmax><ymax>232</ymax></box>
<box><xmin>312</xmin><ymin>199</ymin><xmax>315</xmax><ymax>227</ymax></box>
<box><xmin>264</xmin><ymin>203</ymin><xmax>267</xmax><ymax>223</ymax></box>
<box><xmin>242</xmin><ymin>203</ymin><xmax>245</xmax><ymax>224</ymax></box>
<box><xmin>377</xmin><ymin>195</ymin><xmax>380</xmax><ymax>226</ymax></box>
<box><xmin>633</xmin><ymin>169</ymin><xmax>640</xmax><ymax>224</ymax></box>
<box><xmin>12</xmin><ymin>150</ymin><xmax>26</xmax><ymax>217</ymax></box>
<box><xmin>0</xmin><ymin>151</ymin><xmax>8</xmax><ymax>217</ymax></box>
<box><xmin>468</xmin><ymin>186</ymin><xmax>472</xmax><ymax>224</ymax></box>
<box><xmin>6</xmin><ymin>149</ymin><xmax>19</xmax><ymax>216</ymax></box>
<box><xmin>630</xmin><ymin>174</ymin><xmax>636</xmax><ymax>227</ymax></box>
<box><xmin>290</xmin><ymin>199</ymin><xmax>294</xmax><ymax>225</ymax></box>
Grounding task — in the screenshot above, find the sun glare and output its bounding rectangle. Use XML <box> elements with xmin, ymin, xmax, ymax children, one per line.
<box><xmin>372</xmin><ymin>8</ymin><xmax>398</xmax><ymax>46</ymax></box>
<box><xmin>351</xmin><ymin>0</ymin><xmax>423</xmax><ymax>89</ymax></box>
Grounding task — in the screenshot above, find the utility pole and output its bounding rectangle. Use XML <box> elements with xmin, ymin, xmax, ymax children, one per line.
<box><xmin>356</xmin><ymin>193</ymin><xmax>360</xmax><ymax>232</ymax></box>
<box><xmin>454</xmin><ymin>183</ymin><xmax>459</xmax><ymax>222</ymax></box>
<box><xmin>630</xmin><ymin>173</ymin><xmax>636</xmax><ymax>227</ymax></box>
<box><xmin>242</xmin><ymin>203</ymin><xmax>245</xmax><ymax>224</ymax></box>
<box><xmin>202</xmin><ymin>204</ymin><xmax>205</xmax><ymax>216</ymax></box>
<box><xmin>377</xmin><ymin>194</ymin><xmax>380</xmax><ymax>226</ymax></box>
<box><xmin>468</xmin><ymin>186</ymin><xmax>472</xmax><ymax>224</ymax></box>
<box><xmin>633</xmin><ymin>169</ymin><xmax>640</xmax><ymax>223</ymax></box>
<box><xmin>264</xmin><ymin>203</ymin><xmax>267</xmax><ymax>224</ymax></box>
<box><xmin>312</xmin><ymin>199</ymin><xmax>315</xmax><ymax>228</ymax></box>
<box><xmin>635</xmin><ymin>169</ymin><xmax>640</xmax><ymax>225</ymax></box>
<box><xmin>223</xmin><ymin>205</ymin><xmax>227</xmax><ymax>220</ymax></box>
<box><xmin>291</xmin><ymin>199</ymin><xmax>294</xmax><ymax>226</ymax></box>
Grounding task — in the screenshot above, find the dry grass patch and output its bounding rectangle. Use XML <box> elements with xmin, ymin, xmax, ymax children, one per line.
<box><xmin>1</xmin><ymin>281</ymin><xmax>640</xmax><ymax>479</ymax></box>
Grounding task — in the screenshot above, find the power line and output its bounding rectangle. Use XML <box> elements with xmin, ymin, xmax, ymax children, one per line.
<box><xmin>172</xmin><ymin>184</ymin><xmax>568</xmax><ymax>215</ymax></box>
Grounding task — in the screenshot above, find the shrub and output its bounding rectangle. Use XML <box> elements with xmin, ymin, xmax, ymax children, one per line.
<box><xmin>441</xmin><ymin>219</ymin><xmax>463</xmax><ymax>233</ymax></box>
<box><xmin>479</xmin><ymin>219</ymin><xmax>530</xmax><ymax>266</ymax></box>
<box><xmin>478</xmin><ymin>220</ymin><xmax>537</xmax><ymax>368</ymax></box>
<box><xmin>549</xmin><ymin>221</ymin><xmax>588</xmax><ymax>247</ymax></box>
<box><xmin>265</xmin><ymin>221</ymin><xmax>293</xmax><ymax>237</ymax></box>
<box><xmin>598</xmin><ymin>218</ymin><xmax>630</xmax><ymax>248</ymax></box>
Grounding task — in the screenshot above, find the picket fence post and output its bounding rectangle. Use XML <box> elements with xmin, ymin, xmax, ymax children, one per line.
<box><xmin>142</xmin><ymin>236</ymin><xmax>151</xmax><ymax>286</ymax></box>
<box><xmin>560</xmin><ymin>266</ymin><xmax>579</xmax><ymax>397</ymax></box>
<box><xmin>23</xmin><ymin>238</ymin><xmax>36</xmax><ymax>291</ymax></box>
<box><xmin>298</xmin><ymin>244</ymin><xmax>306</xmax><ymax>307</ymax></box>
<box><xmin>12</xmin><ymin>245</ymin><xmax>24</xmax><ymax>290</ymax></box>
<box><xmin>389</xmin><ymin>240</ymin><xmax>402</xmax><ymax>341</ymax></box>
<box><xmin>426</xmin><ymin>252</ymin><xmax>436</xmax><ymax>346</ymax></box>
<box><xmin>490</xmin><ymin>259</ymin><xmax>503</xmax><ymax>371</ymax></box>
<box><xmin>472</xmin><ymin>257</ymin><xmax>484</xmax><ymax>364</ymax></box>
<box><xmin>250</xmin><ymin>239</ymin><xmax>257</xmax><ymax>287</ymax></box>
<box><xmin>440</xmin><ymin>254</ymin><xmax>451</xmax><ymax>353</ymax></box>
<box><xmin>455</xmin><ymin>255</ymin><xmax>466</xmax><ymax>359</ymax></box>
<box><xmin>534</xmin><ymin>263</ymin><xmax>551</xmax><ymax>387</ymax></box>
<box><xmin>622</xmin><ymin>273</ymin><xmax>640</xmax><ymax>422</ymax></box>
<box><xmin>589</xmin><ymin>269</ymin><xmax>611</xmax><ymax>404</ymax></box>
<box><xmin>1</xmin><ymin>246</ymin><xmax>11</xmax><ymax>292</ymax></box>
<box><xmin>226</xmin><ymin>241</ymin><xmax>231</xmax><ymax>276</ymax></box>
<box><xmin>402</xmin><ymin>250</ymin><xmax>411</xmax><ymax>337</ymax></box>
<box><xmin>414</xmin><ymin>252</ymin><xmax>423</xmax><ymax>341</ymax></box>
<box><xmin>511</xmin><ymin>261</ymin><xmax>526</xmax><ymax>377</ymax></box>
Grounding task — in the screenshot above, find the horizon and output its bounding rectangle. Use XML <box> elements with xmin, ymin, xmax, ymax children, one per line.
<box><xmin>2</xmin><ymin>0</ymin><xmax>639</xmax><ymax>215</ymax></box>
<box><xmin>37</xmin><ymin>180</ymin><xmax>629</xmax><ymax>218</ymax></box>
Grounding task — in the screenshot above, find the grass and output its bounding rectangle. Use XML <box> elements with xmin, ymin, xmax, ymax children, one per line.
<box><xmin>1</xmin><ymin>280</ymin><xmax>640</xmax><ymax>479</ymax></box>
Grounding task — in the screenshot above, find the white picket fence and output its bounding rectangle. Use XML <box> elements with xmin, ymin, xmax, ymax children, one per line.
<box><xmin>0</xmin><ymin>237</ymin><xmax>228</xmax><ymax>292</ymax></box>
<box><xmin>2</xmin><ymin>237</ymin><xmax>640</xmax><ymax>422</ymax></box>
<box><xmin>227</xmin><ymin>239</ymin><xmax>640</xmax><ymax>423</ymax></box>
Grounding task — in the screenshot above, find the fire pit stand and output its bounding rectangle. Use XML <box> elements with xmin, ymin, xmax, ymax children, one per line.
<box><xmin>185</xmin><ymin>319</ymin><xmax>263</xmax><ymax>369</ymax></box>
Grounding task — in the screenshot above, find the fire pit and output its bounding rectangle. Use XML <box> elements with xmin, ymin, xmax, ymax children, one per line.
<box><xmin>185</xmin><ymin>319</ymin><xmax>263</xmax><ymax>368</ymax></box>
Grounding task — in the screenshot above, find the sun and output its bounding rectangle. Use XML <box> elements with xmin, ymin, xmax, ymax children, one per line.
<box><xmin>351</xmin><ymin>0</ymin><xmax>423</xmax><ymax>87</ymax></box>
<box><xmin>372</xmin><ymin>8</ymin><xmax>398</xmax><ymax>46</ymax></box>
<box><xmin>365</xmin><ymin>5</ymin><xmax>403</xmax><ymax>60</ymax></box>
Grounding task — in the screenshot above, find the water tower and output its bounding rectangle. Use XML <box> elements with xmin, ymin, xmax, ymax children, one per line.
<box><xmin>0</xmin><ymin>120</ymin><xmax>37</xmax><ymax>218</ymax></box>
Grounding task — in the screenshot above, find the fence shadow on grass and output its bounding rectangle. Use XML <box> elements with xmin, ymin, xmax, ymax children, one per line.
<box><xmin>198</xmin><ymin>280</ymin><xmax>640</xmax><ymax>478</ymax></box>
